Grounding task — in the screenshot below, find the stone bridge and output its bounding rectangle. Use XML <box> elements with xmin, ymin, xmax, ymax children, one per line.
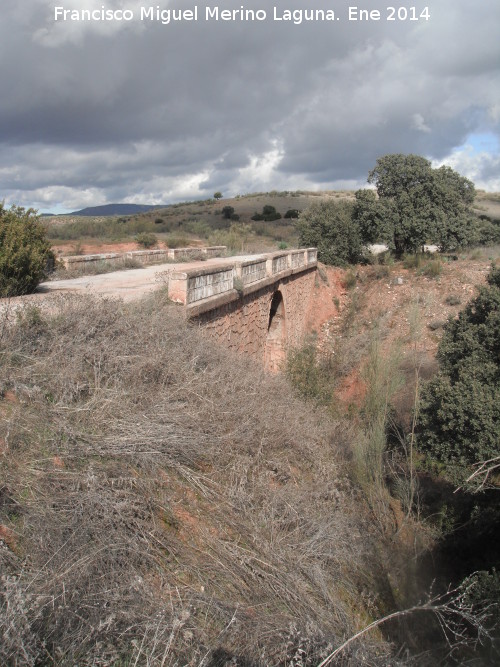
<box><xmin>168</xmin><ymin>248</ymin><xmax>318</xmax><ymax>371</ymax></box>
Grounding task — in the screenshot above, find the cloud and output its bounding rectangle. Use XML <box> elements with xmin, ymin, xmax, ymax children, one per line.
<box><xmin>0</xmin><ymin>0</ymin><xmax>499</xmax><ymax>211</ymax></box>
<box><xmin>433</xmin><ymin>144</ymin><xmax>500</xmax><ymax>192</ymax></box>
<box><xmin>412</xmin><ymin>114</ymin><xmax>431</xmax><ymax>134</ymax></box>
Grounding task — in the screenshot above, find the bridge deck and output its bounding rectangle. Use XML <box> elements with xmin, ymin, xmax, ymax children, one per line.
<box><xmin>0</xmin><ymin>249</ymin><xmax>317</xmax><ymax>317</ymax></box>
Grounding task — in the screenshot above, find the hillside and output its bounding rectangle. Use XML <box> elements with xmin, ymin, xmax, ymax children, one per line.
<box><xmin>2</xmin><ymin>186</ymin><xmax>500</xmax><ymax>663</ymax></box>
<box><xmin>0</xmin><ymin>291</ymin><xmax>398</xmax><ymax>666</ymax></box>
<box><xmin>43</xmin><ymin>191</ymin><xmax>355</xmax><ymax>257</ymax></box>
<box><xmin>2</xmin><ymin>243</ymin><xmax>499</xmax><ymax>664</ymax></box>
<box><xmin>43</xmin><ymin>189</ymin><xmax>500</xmax><ymax>260</ymax></box>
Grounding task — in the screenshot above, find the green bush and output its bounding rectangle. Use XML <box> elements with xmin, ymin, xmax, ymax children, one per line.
<box><xmin>285</xmin><ymin>340</ymin><xmax>333</xmax><ymax>404</ymax></box>
<box><xmin>221</xmin><ymin>206</ymin><xmax>235</xmax><ymax>220</ymax></box>
<box><xmin>403</xmin><ymin>253</ymin><xmax>422</xmax><ymax>269</ymax></box>
<box><xmin>344</xmin><ymin>268</ymin><xmax>357</xmax><ymax>289</ymax></box>
<box><xmin>476</xmin><ymin>216</ymin><xmax>500</xmax><ymax>246</ymax></box>
<box><xmin>135</xmin><ymin>232</ymin><xmax>157</xmax><ymax>248</ymax></box>
<box><xmin>165</xmin><ymin>235</ymin><xmax>190</xmax><ymax>249</ymax></box>
<box><xmin>295</xmin><ymin>200</ymin><xmax>360</xmax><ymax>266</ymax></box>
<box><xmin>0</xmin><ymin>204</ymin><xmax>54</xmax><ymax>297</ymax></box>
<box><xmin>252</xmin><ymin>205</ymin><xmax>282</xmax><ymax>222</ymax></box>
<box><xmin>418</xmin><ymin>266</ymin><xmax>500</xmax><ymax>482</ymax></box>
<box><xmin>46</xmin><ymin>215</ymin><xmax>169</xmax><ymax>241</ymax></box>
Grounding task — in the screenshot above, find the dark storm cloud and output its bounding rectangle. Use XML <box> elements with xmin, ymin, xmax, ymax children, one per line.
<box><xmin>0</xmin><ymin>0</ymin><xmax>499</xmax><ymax>211</ymax></box>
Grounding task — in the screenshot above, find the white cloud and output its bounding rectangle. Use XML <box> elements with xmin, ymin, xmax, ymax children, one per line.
<box><xmin>412</xmin><ymin>114</ymin><xmax>431</xmax><ymax>133</ymax></box>
<box><xmin>433</xmin><ymin>146</ymin><xmax>500</xmax><ymax>192</ymax></box>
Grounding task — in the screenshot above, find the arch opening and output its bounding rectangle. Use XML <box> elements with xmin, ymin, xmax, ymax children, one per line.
<box><xmin>264</xmin><ymin>290</ymin><xmax>286</xmax><ymax>372</ymax></box>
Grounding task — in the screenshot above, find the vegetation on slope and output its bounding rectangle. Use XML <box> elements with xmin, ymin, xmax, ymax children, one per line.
<box><xmin>418</xmin><ymin>265</ymin><xmax>500</xmax><ymax>484</ymax></box>
<box><xmin>285</xmin><ymin>254</ymin><xmax>500</xmax><ymax>664</ymax></box>
<box><xmin>1</xmin><ymin>293</ymin><xmax>395</xmax><ymax>666</ymax></box>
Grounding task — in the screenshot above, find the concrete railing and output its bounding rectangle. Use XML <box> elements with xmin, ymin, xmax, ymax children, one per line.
<box><xmin>234</xmin><ymin>257</ymin><xmax>267</xmax><ymax>286</ymax></box>
<box><xmin>62</xmin><ymin>246</ymin><xmax>226</xmax><ymax>269</ymax></box>
<box><xmin>168</xmin><ymin>248</ymin><xmax>317</xmax><ymax>306</ymax></box>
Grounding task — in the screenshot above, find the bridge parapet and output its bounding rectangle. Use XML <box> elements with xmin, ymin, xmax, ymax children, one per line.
<box><xmin>268</xmin><ymin>251</ymin><xmax>289</xmax><ymax>275</ymax></box>
<box><xmin>234</xmin><ymin>257</ymin><xmax>267</xmax><ymax>286</ymax></box>
<box><xmin>290</xmin><ymin>249</ymin><xmax>306</xmax><ymax>268</ymax></box>
<box><xmin>167</xmin><ymin>248</ymin><xmax>317</xmax><ymax>308</ymax></box>
<box><xmin>307</xmin><ymin>248</ymin><xmax>318</xmax><ymax>264</ymax></box>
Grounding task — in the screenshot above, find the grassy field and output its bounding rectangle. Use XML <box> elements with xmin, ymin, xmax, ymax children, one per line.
<box><xmin>43</xmin><ymin>190</ymin><xmax>356</xmax><ymax>256</ymax></box>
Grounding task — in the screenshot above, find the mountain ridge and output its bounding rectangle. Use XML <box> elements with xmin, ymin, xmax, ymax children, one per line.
<box><xmin>68</xmin><ymin>203</ymin><xmax>168</xmax><ymax>216</ymax></box>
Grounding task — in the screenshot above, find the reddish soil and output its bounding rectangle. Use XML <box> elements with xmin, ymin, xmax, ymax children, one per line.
<box><xmin>347</xmin><ymin>259</ymin><xmax>490</xmax><ymax>355</ymax></box>
<box><xmin>305</xmin><ymin>255</ymin><xmax>495</xmax><ymax>410</ymax></box>
<box><xmin>0</xmin><ymin>525</ymin><xmax>17</xmax><ymax>552</ymax></box>
<box><xmin>2</xmin><ymin>390</ymin><xmax>18</xmax><ymax>404</ymax></box>
<box><xmin>305</xmin><ymin>266</ymin><xmax>347</xmax><ymax>339</ymax></box>
<box><xmin>53</xmin><ymin>456</ymin><xmax>65</xmax><ymax>468</ymax></box>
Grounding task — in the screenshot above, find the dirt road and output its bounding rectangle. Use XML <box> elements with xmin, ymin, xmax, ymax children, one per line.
<box><xmin>0</xmin><ymin>255</ymin><xmax>265</xmax><ymax>315</ymax></box>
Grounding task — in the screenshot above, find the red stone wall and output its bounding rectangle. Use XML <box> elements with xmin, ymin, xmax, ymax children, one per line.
<box><xmin>192</xmin><ymin>268</ymin><xmax>316</xmax><ymax>365</ymax></box>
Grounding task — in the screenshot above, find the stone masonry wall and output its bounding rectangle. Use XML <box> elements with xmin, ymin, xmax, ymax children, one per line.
<box><xmin>192</xmin><ymin>268</ymin><xmax>316</xmax><ymax>363</ymax></box>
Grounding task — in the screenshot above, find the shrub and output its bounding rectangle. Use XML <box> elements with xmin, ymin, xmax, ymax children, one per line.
<box><xmin>284</xmin><ymin>209</ymin><xmax>299</xmax><ymax>219</ymax></box>
<box><xmin>295</xmin><ymin>200</ymin><xmax>360</xmax><ymax>266</ymax></box>
<box><xmin>252</xmin><ymin>205</ymin><xmax>282</xmax><ymax>222</ymax></box>
<box><xmin>262</xmin><ymin>204</ymin><xmax>281</xmax><ymax>221</ymax></box>
<box><xmin>359</xmin><ymin>154</ymin><xmax>477</xmax><ymax>254</ymax></box>
<box><xmin>344</xmin><ymin>268</ymin><xmax>358</xmax><ymax>289</ymax></box>
<box><xmin>285</xmin><ymin>340</ymin><xmax>333</xmax><ymax>404</ymax></box>
<box><xmin>476</xmin><ymin>216</ymin><xmax>500</xmax><ymax>246</ymax></box>
<box><xmin>421</xmin><ymin>259</ymin><xmax>442</xmax><ymax>278</ymax></box>
<box><xmin>403</xmin><ymin>253</ymin><xmax>422</xmax><ymax>269</ymax></box>
<box><xmin>367</xmin><ymin>264</ymin><xmax>391</xmax><ymax>280</ymax></box>
<box><xmin>427</xmin><ymin>319</ymin><xmax>446</xmax><ymax>331</ymax></box>
<box><xmin>418</xmin><ymin>266</ymin><xmax>500</xmax><ymax>482</ymax></box>
<box><xmin>135</xmin><ymin>232</ymin><xmax>157</xmax><ymax>248</ymax></box>
<box><xmin>0</xmin><ymin>204</ymin><xmax>54</xmax><ymax>297</ymax></box>
<box><xmin>221</xmin><ymin>206</ymin><xmax>235</xmax><ymax>220</ymax></box>
<box><xmin>72</xmin><ymin>241</ymin><xmax>84</xmax><ymax>256</ymax></box>
<box><xmin>165</xmin><ymin>235</ymin><xmax>190</xmax><ymax>249</ymax></box>
<box><xmin>445</xmin><ymin>294</ymin><xmax>462</xmax><ymax>306</ymax></box>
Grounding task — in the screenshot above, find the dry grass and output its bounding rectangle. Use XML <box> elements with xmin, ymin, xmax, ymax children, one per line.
<box><xmin>0</xmin><ymin>293</ymin><xmax>392</xmax><ymax>666</ymax></box>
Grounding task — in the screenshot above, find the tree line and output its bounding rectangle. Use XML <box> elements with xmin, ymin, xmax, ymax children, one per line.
<box><xmin>296</xmin><ymin>153</ymin><xmax>499</xmax><ymax>265</ymax></box>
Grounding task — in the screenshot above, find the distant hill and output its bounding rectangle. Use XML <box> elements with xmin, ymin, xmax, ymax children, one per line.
<box><xmin>68</xmin><ymin>203</ymin><xmax>167</xmax><ymax>217</ymax></box>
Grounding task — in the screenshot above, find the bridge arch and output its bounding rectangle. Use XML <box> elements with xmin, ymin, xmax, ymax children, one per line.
<box><xmin>181</xmin><ymin>249</ymin><xmax>319</xmax><ymax>369</ymax></box>
<box><xmin>264</xmin><ymin>290</ymin><xmax>287</xmax><ymax>372</ymax></box>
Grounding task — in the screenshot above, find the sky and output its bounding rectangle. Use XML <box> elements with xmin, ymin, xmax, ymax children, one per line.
<box><xmin>0</xmin><ymin>1</ymin><xmax>499</xmax><ymax>213</ymax></box>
